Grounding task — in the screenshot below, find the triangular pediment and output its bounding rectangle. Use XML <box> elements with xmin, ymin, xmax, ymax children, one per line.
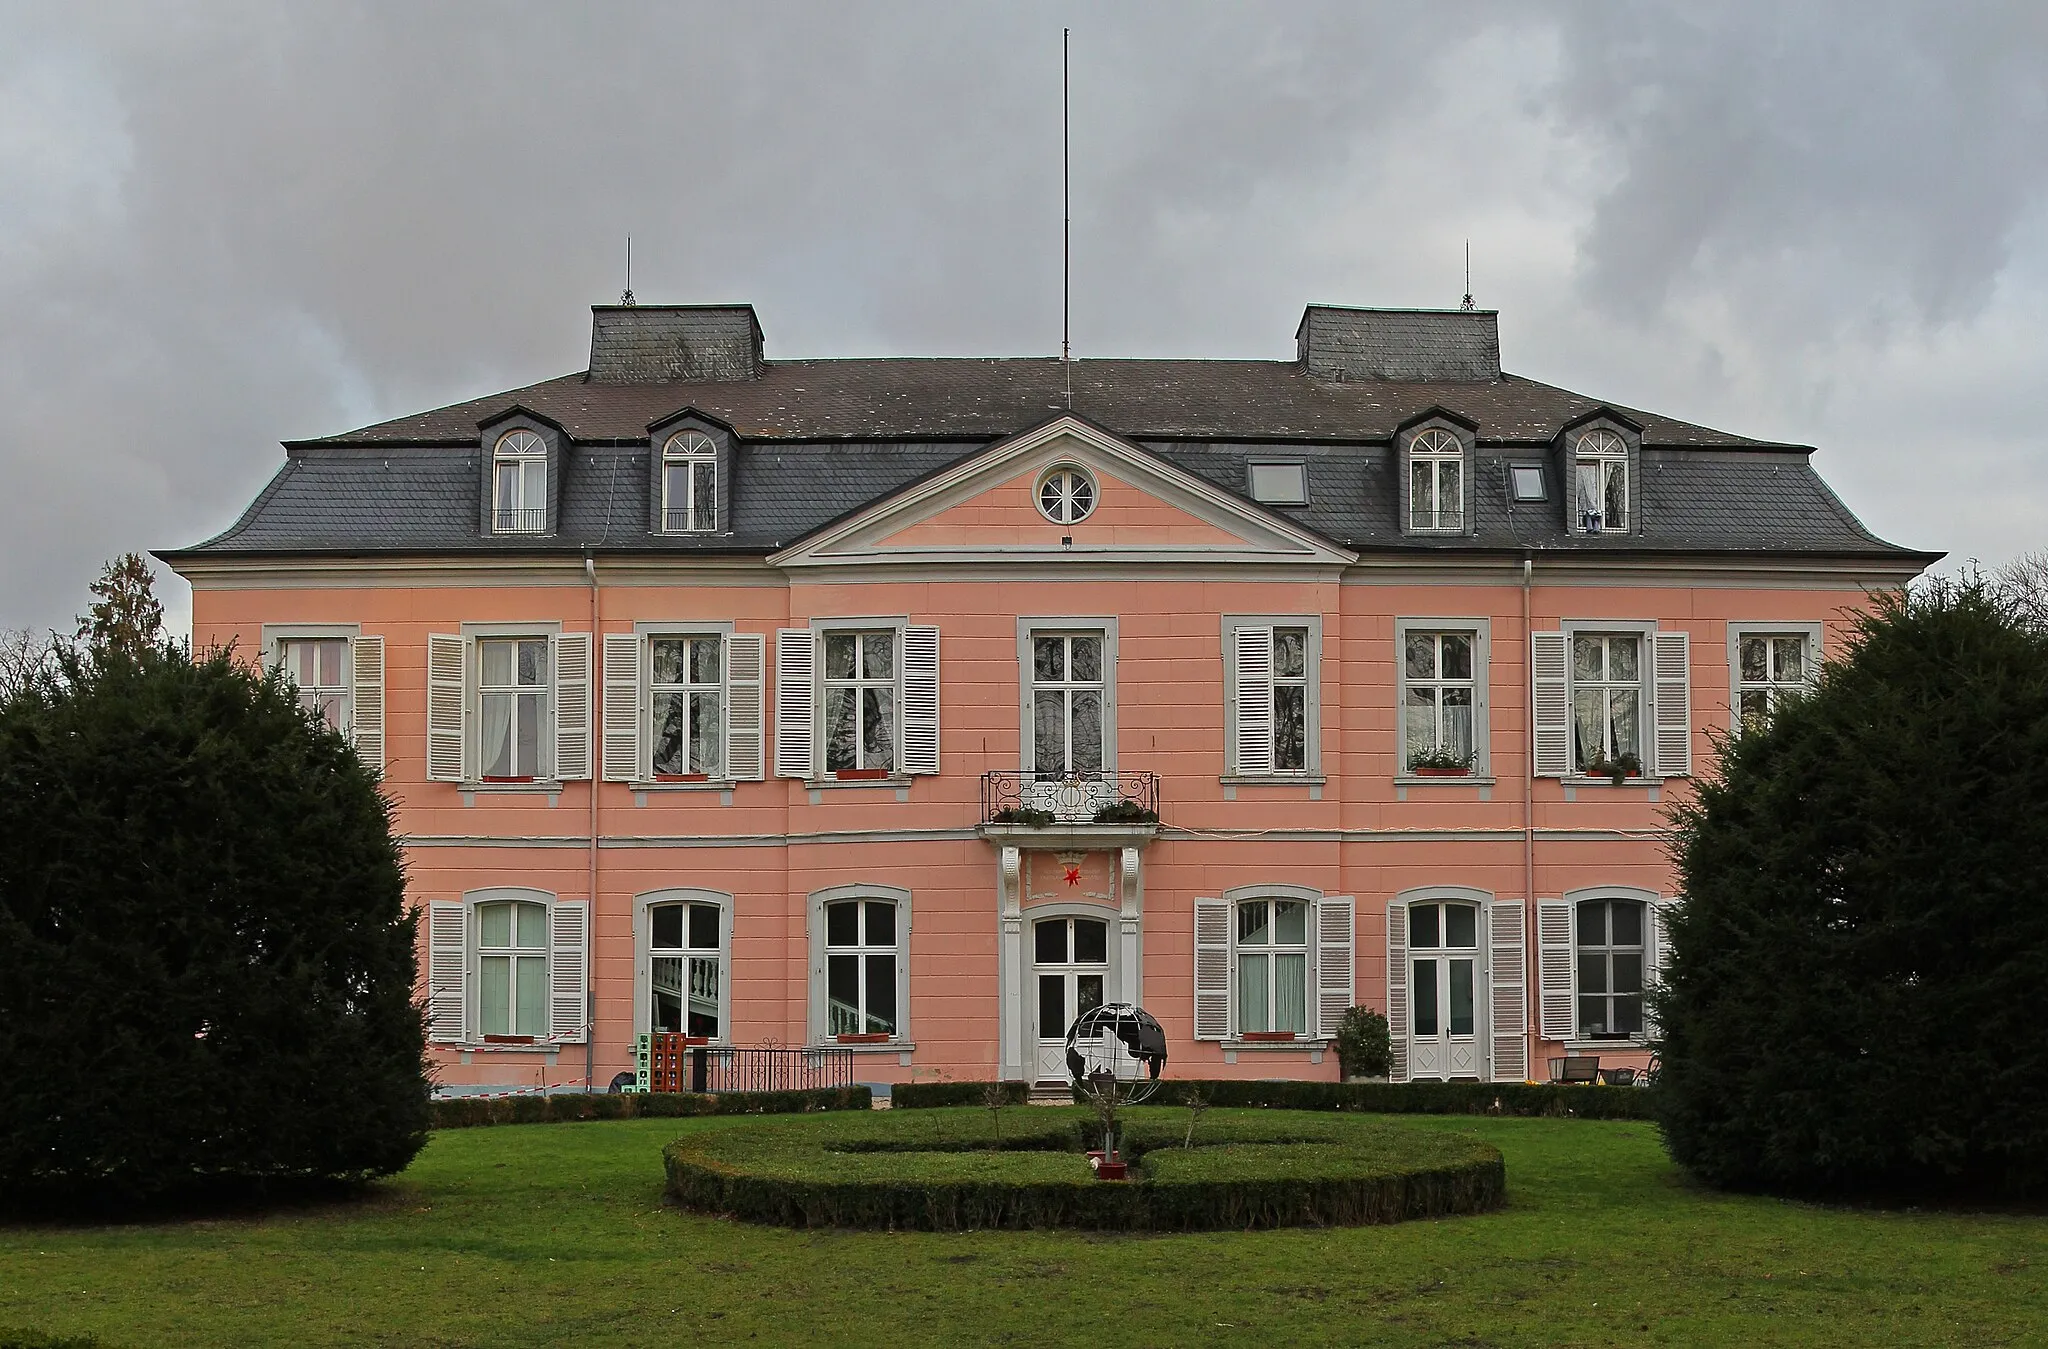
<box><xmin>771</xmin><ymin>415</ymin><xmax>1355</xmax><ymax>569</ymax></box>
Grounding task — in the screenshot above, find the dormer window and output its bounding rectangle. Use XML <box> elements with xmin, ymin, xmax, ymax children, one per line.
<box><xmin>492</xmin><ymin>430</ymin><xmax>547</xmax><ymax>534</ymax></box>
<box><xmin>1408</xmin><ymin>429</ymin><xmax>1464</xmax><ymax>532</ymax></box>
<box><xmin>1574</xmin><ymin>429</ymin><xmax>1628</xmax><ymax>533</ymax></box>
<box><xmin>662</xmin><ymin>431</ymin><xmax>718</xmax><ymax>533</ymax></box>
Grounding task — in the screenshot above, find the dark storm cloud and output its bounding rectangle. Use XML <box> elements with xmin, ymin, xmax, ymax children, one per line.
<box><xmin>1</xmin><ymin>2</ymin><xmax>2041</xmax><ymax>633</ymax></box>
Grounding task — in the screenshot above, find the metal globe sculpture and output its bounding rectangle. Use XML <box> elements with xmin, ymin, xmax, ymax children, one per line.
<box><xmin>1064</xmin><ymin>1002</ymin><xmax>1168</xmax><ymax>1105</ymax></box>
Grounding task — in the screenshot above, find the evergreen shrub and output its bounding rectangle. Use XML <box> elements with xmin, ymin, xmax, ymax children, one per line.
<box><xmin>893</xmin><ymin>1079</ymin><xmax>1655</xmax><ymax>1120</ymax></box>
<box><xmin>429</xmin><ymin>1087</ymin><xmax>870</xmax><ymax>1129</ymax></box>
<box><xmin>1659</xmin><ymin>581</ymin><xmax>2048</xmax><ymax>1197</ymax></box>
<box><xmin>0</xmin><ymin>645</ymin><xmax>428</xmax><ymax>1209</ymax></box>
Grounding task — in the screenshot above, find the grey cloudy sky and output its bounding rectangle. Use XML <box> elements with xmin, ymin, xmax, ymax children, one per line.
<box><xmin>4</xmin><ymin>2</ymin><xmax>2044</xmax><ymax>636</ymax></box>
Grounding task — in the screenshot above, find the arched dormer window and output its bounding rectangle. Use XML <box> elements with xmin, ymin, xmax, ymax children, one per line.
<box><xmin>492</xmin><ymin>430</ymin><xmax>547</xmax><ymax>534</ymax></box>
<box><xmin>1574</xmin><ymin>429</ymin><xmax>1628</xmax><ymax>534</ymax></box>
<box><xmin>1408</xmin><ymin>428</ymin><xmax>1464</xmax><ymax>532</ymax></box>
<box><xmin>662</xmin><ymin>431</ymin><xmax>718</xmax><ymax>533</ymax></box>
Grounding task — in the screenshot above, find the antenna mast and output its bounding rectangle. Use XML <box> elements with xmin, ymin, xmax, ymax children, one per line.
<box><xmin>1460</xmin><ymin>239</ymin><xmax>1474</xmax><ymax>311</ymax></box>
<box><xmin>622</xmin><ymin>236</ymin><xmax>636</xmax><ymax>307</ymax></box>
<box><xmin>1062</xmin><ymin>27</ymin><xmax>1072</xmax><ymax>410</ymax></box>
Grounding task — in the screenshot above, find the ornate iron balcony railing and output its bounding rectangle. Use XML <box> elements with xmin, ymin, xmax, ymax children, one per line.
<box><xmin>980</xmin><ymin>769</ymin><xmax>1161</xmax><ymax>826</ymax></box>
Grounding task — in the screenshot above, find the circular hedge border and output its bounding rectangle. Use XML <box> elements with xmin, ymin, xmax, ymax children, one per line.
<box><xmin>663</xmin><ymin>1106</ymin><xmax>1504</xmax><ymax>1231</ymax></box>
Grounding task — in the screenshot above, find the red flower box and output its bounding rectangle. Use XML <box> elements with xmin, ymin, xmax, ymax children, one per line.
<box><xmin>836</xmin><ymin>1032</ymin><xmax>891</xmax><ymax>1044</ymax></box>
<box><xmin>1240</xmin><ymin>1030</ymin><xmax>1298</xmax><ymax>1043</ymax></box>
<box><xmin>1410</xmin><ymin>766</ymin><xmax>1470</xmax><ymax>778</ymax></box>
<box><xmin>834</xmin><ymin>768</ymin><xmax>890</xmax><ymax>781</ymax></box>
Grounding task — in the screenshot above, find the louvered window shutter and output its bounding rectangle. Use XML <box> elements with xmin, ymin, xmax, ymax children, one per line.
<box><xmin>1645</xmin><ymin>898</ymin><xmax>1672</xmax><ymax>1037</ymax></box>
<box><xmin>725</xmin><ymin>632</ymin><xmax>767</xmax><ymax>781</ymax></box>
<box><xmin>1652</xmin><ymin>631</ymin><xmax>1692</xmax><ymax>777</ymax></box>
<box><xmin>1233</xmin><ymin>625</ymin><xmax>1274</xmax><ymax>775</ymax></box>
<box><xmin>552</xmin><ymin>633</ymin><xmax>593</xmax><ymax>781</ymax></box>
<box><xmin>1536</xmin><ymin>899</ymin><xmax>1575</xmax><ymax>1042</ymax></box>
<box><xmin>350</xmin><ymin>634</ymin><xmax>385</xmax><ymax>772</ymax></box>
<box><xmin>1313</xmin><ymin>897</ymin><xmax>1354</xmax><ymax>1041</ymax></box>
<box><xmin>900</xmin><ymin>625</ymin><xmax>940</xmax><ymax>776</ymax></box>
<box><xmin>1531</xmin><ymin>631</ymin><xmax>1571</xmax><ymax>777</ymax></box>
<box><xmin>775</xmin><ymin>629</ymin><xmax>816</xmax><ymax>778</ymax></box>
<box><xmin>426</xmin><ymin>634</ymin><xmax>468</xmax><ymax>782</ymax></box>
<box><xmin>426</xmin><ymin>901</ymin><xmax>467</xmax><ymax>1042</ymax></box>
<box><xmin>1385</xmin><ymin>900</ymin><xmax>1409</xmax><ymax>1083</ymax></box>
<box><xmin>1193</xmin><ymin>898</ymin><xmax>1232</xmax><ymax>1041</ymax></box>
<box><xmin>1489</xmin><ymin>901</ymin><xmax>1528</xmax><ymax>1082</ymax></box>
<box><xmin>601</xmin><ymin>633</ymin><xmax>642</xmax><ymax>782</ymax></box>
<box><xmin>549</xmin><ymin>901</ymin><xmax>589</xmax><ymax>1042</ymax></box>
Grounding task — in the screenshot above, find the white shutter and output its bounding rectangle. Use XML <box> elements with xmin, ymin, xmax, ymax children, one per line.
<box><xmin>1489</xmin><ymin>900</ymin><xmax>1528</xmax><ymax>1082</ymax></box>
<box><xmin>1536</xmin><ymin>898</ymin><xmax>1575</xmax><ymax>1042</ymax></box>
<box><xmin>552</xmin><ymin>632</ymin><xmax>592</xmax><ymax>781</ymax></box>
<box><xmin>1193</xmin><ymin>897</ymin><xmax>1232</xmax><ymax>1041</ymax></box>
<box><xmin>900</xmin><ymin>624</ymin><xmax>940</xmax><ymax>776</ymax></box>
<box><xmin>426</xmin><ymin>634</ymin><xmax>467</xmax><ymax>782</ymax></box>
<box><xmin>774</xmin><ymin>629</ymin><xmax>816</xmax><ymax>779</ymax></box>
<box><xmin>1645</xmin><ymin>898</ymin><xmax>1672</xmax><ymax>1037</ymax></box>
<box><xmin>601</xmin><ymin>633</ymin><xmax>642</xmax><ymax>783</ymax></box>
<box><xmin>1386</xmin><ymin>900</ymin><xmax>1409</xmax><ymax>1083</ymax></box>
<box><xmin>350</xmin><ymin>634</ymin><xmax>385</xmax><ymax>771</ymax></box>
<box><xmin>725</xmin><ymin>632</ymin><xmax>766</xmax><ymax>781</ymax></box>
<box><xmin>1652</xmin><ymin>630</ymin><xmax>1692</xmax><ymax>777</ymax></box>
<box><xmin>1233</xmin><ymin>625</ymin><xmax>1274</xmax><ymax>775</ymax></box>
<box><xmin>1313</xmin><ymin>897</ymin><xmax>1354</xmax><ymax>1040</ymax></box>
<box><xmin>549</xmin><ymin>901</ymin><xmax>589</xmax><ymax>1042</ymax></box>
<box><xmin>426</xmin><ymin>901</ymin><xmax>467</xmax><ymax>1043</ymax></box>
<box><xmin>1531</xmin><ymin>630</ymin><xmax>1571</xmax><ymax>777</ymax></box>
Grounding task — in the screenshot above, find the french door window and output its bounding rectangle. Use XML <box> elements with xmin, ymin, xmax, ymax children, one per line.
<box><xmin>1408</xmin><ymin>428</ymin><xmax>1464</xmax><ymax>531</ymax></box>
<box><xmin>824</xmin><ymin>898</ymin><xmax>898</xmax><ymax>1036</ymax></box>
<box><xmin>1574</xmin><ymin>429</ymin><xmax>1628</xmax><ymax>532</ymax></box>
<box><xmin>649</xmin><ymin>901</ymin><xmax>722</xmax><ymax>1038</ymax></box>
<box><xmin>493</xmin><ymin>429</ymin><xmax>547</xmax><ymax>534</ymax></box>
<box><xmin>650</xmin><ymin>635</ymin><xmax>722</xmax><ymax>778</ymax></box>
<box><xmin>280</xmin><ymin>637</ymin><xmax>348</xmax><ymax>732</ymax></box>
<box><xmin>1236</xmin><ymin>898</ymin><xmax>1308</xmax><ymax>1035</ymax></box>
<box><xmin>478</xmin><ymin>637</ymin><xmax>549</xmax><ymax>780</ymax></box>
<box><xmin>1403</xmin><ymin>631</ymin><xmax>1474</xmax><ymax>768</ymax></box>
<box><xmin>1032</xmin><ymin>633</ymin><xmax>1104</xmax><ymax>776</ymax></box>
<box><xmin>1738</xmin><ymin>634</ymin><xmax>1809</xmax><ymax>725</ymax></box>
<box><xmin>1035</xmin><ymin>916</ymin><xmax>1107</xmax><ymax>1041</ymax></box>
<box><xmin>478</xmin><ymin>899</ymin><xmax>548</xmax><ymax>1039</ymax></box>
<box><xmin>1571</xmin><ymin>634</ymin><xmax>1642</xmax><ymax>771</ymax></box>
<box><xmin>1408</xmin><ymin>901</ymin><xmax>1478</xmax><ymax>1039</ymax></box>
<box><xmin>1577</xmin><ymin>898</ymin><xmax>1645</xmax><ymax>1038</ymax></box>
<box><xmin>824</xmin><ymin>631</ymin><xmax>895</xmax><ymax>775</ymax></box>
<box><xmin>661</xmin><ymin>431</ymin><xmax>717</xmax><ymax>533</ymax></box>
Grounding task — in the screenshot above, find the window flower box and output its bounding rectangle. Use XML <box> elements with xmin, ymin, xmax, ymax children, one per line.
<box><xmin>1239</xmin><ymin>1030</ymin><xmax>1298</xmax><ymax>1043</ymax></box>
<box><xmin>833</xmin><ymin>768</ymin><xmax>891</xmax><ymax>781</ymax></box>
<box><xmin>1582</xmin><ymin>752</ymin><xmax>1645</xmax><ymax>786</ymax></box>
<box><xmin>1406</xmin><ymin>748</ymin><xmax>1475</xmax><ymax>776</ymax></box>
<box><xmin>835</xmin><ymin>1032</ymin><xmax>891</xmax><ymax>1044</ymax></box>
<box><xmin>1409</xmin><ymin>766</ymin><xmax>1471</xmax><ymax>778</ymax></box>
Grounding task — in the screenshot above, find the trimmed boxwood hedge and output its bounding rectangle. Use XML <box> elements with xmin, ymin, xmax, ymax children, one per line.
<box><xmin>894</xmin><ymin>1079</ymin><xmax>1654</xmax><ymax>1120</ymax></box>
<box><xmin>663</xmin><ymin>1105</ymin><xmax>1504</xmax><ymax>1231</ymax></box>
<box><xmin>888</xmin><ymin>1080</ymin><xmax>1033</xmax><ymax>1109</ymax></box>
<box><xmin>430</xmin><ymin>1086</ymin><xmax>869</xmax><ymax>1129</ymax></box>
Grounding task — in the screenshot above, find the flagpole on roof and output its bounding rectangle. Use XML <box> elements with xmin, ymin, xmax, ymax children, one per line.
<box><xmin>1063</xmin><ymin>26</ymin><xmax>1072</xmax><ymax>411</ymax></box>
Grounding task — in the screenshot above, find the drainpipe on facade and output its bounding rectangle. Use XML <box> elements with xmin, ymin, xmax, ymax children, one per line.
<box><xmin>585</xmin><ymin>550</ymin><xmax>600</xmax><ymax>1093</ymax></box>
<box><xmin>1521</xmin><ymin>553</ymin><xmax>1537</xmax><ymax>1082</ymax></box>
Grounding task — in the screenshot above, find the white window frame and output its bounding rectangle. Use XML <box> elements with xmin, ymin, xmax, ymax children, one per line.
<box><xmin>1726</xmin><ymin>622</ymin><xmax>1822</xmax><ymax>728</ymax></box>
<box><xmin>475</xmin><ymin>893</ymin><xmax>552</xmax><ymax>1041</ymax></box>
<box><xmin>646</xmin><ymin>628</ymin><xmax>729</xmax><ymax>780</ymax></box>
<box><xmin>1407</xmin><ymin>427</ymin><xmax>1465</xmax><ymax>532</ymax></box>
<box><xmin>819</xmin><ymin>626</ymin><xmax>900</xmax><ymax>777</ymax></box>
<box><xmin>1232</xmin><ymin>894</ymin><xmax>1313</xmax><ymax>1036</ymax></box>
<box><xmin>1018</xmin><ymin>617</ymin><xmax>1119</xmax><ymax>775</ymax></box>
<box><xmin>266</xmin><ymin>624</ymin><xmax>359</xmax><ymax>734</ymax></box>
<box><xmin>635</xmin><ymin>888</ymin><xmax>732</xmax><ymax>1042</ymax></box>
<box><xmin>1393</xmin><ymin>617</ymin><xmax>1491</xmax><ymax>780</ymax></box>
<box><xmin>492</xmin><ymin>428</ymin><xmax>548</xmax><ymax>534</ymax></box>
<box><xmin>1221</xmin><ymin>614</ymin><xmax>1323</xmax><ymax>779</ymax></box>
<box><xmin>660</xmin><ymin>431</ymin><xmax>718</xmax><ymax>534</ymax></box>
<box><xmin>807</xmin><ymin>884</ymin><xmax>912</xmax><ymax>1047</ymax></box>
<box><xmin>1207</xmin><ymin>883</ymin><xmax>1349</xmax><ymax>1047</ymax></box>
<box><xmin>1572</xmin><ymin>428</ymin><xmax>1629</xmax><ymax>534</ymax></box>
<box><xmin>474</xmin><ymin>633</ymin><xmax>555</xmax><ymax>782</ymax></box>
<box><xmin>1035</xmin><ymin>463</ymin><xmax>1098</xmax><ymax>525</ymax></box>
<box><xmin>1561</xmin><ymin>619</ymin><xmax>1656</xmax><ymax>778</ymax></box>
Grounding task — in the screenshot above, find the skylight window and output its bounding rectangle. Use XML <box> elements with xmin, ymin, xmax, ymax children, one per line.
<box><xmin>1248</xmin><ymin>461</ymin><xmax>1308</xmax><ymax>506</ymax></box>
<box><xmin>1510</xmin><ymin>465</ymin><xmax>1548</xmax><ymax>502</ymax></box>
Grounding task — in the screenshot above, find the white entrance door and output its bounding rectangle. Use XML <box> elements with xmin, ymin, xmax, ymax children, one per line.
<box><xmin>1033</xmin><ymin>914</ymin><xmax>1110</xmax><ymax>1082</ymax></box>
<box><xmin>1407</xmin><ymin>900</ymin><xmax>1484</xmax><ymax>1080</ymax></box>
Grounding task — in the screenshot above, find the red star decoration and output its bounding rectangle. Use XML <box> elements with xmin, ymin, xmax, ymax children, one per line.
<box><xmin>1064</xmin><ymin>865</ymin><xmax>1082</xmax><ymax>887</ymax></box>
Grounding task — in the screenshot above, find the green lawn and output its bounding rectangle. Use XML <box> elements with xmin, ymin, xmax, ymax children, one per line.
<box><xmin>2</xmin><ymin>1110</ymin><xmax>2043</xmax><ymax>1347</ymax></box>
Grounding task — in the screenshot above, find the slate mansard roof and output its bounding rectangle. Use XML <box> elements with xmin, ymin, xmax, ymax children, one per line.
<box><xmin>165</xmin><ymin>305</ymin><xmax>1932</xmax><ymax>563</ymax></box>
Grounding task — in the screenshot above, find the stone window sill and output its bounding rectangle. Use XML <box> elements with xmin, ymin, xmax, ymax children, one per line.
<box><xmin>449</xmin><ymin>1041</ymin><xmax>574</xmax><ymax>1054</ymax></box>
<box><xmin>1221</xmin><ymin>1037</ymin><xmax>1332</xmax><ymax>1052</ymax></box>
<box><xmin>1218</xmin><ymin>774</ymin><xmax>1327</xmax><ymax>787</ymax></box>
<box><xmin>811</xmin><ymin>1040</ymin><xmax>915</xmax><ymax>1055</ymax></box>
<box><xmin>1393</xmin><ymin>774</ymin><xmax>1497</xmax><ymax>787</ymax></box>
<box><xmin>804</xmin><ymin>776</ymin><xmax>912</xmax><ymax>791</ymax></box>
<box><xmin>629</xmin><ymin>779</ymin><xmax>736</xmax><ymax>793</ymax></box>
<box><xmin>461</xmin><ymin>780</ymin><xmax>564</xmax><ymax>795</ymax></box>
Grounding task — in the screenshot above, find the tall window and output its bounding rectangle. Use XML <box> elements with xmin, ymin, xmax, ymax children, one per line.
<box><xmin>1408</xmin><ymin>901</ymin><xmax>1478</xmax><ymax>1041</ymax></box>
<box><xmin>1403</xmin><ymin>631</ymin><xmax>1474</xmax><ymax>770</ymax></box>
<box><xmin>824</xmin><ymin>631</ymin><xmax>895</xmax><ymax>775</ymax></box>
<box><xmin>1236</xmin><ymin>898</ymin><xmax>1308</xmax><ymax>1035</ymax></box>
<box><xmin>1572</xmin><ymin>634</ymin><xmax>1642</xmax><ymax>772</ymax></box>
<box><xmin>479</xmin><ymin>636</ymin><xmax>549</xmax><ymax>780</ymax></box>
<box><xmin>662</xmin><ymin>432</ymin><xmax>717</xmax><ymax>533</ymax></box>
<box><xmin>824</xmin><ymin>898</ymin><xmax>897</xmax><ymax>1037</ymax></box>
<box><xmin>649</xmin><ymin>901</ymin><xmax>722</xmax><ymax>1038</ymax></box>
<box><xmin>1576</xmin><ymin>898</ymin><xmax>1645</xmax><ymax>1038</ymax></box>
<box><xmin>478</xmin><ymin>899</ymin><xmax>548</xmax><ymax>1039</ymax></box>
<box><xmin>1033</xmin><ymin>632</ymin><xmax>1105</xmax><ymax>776</ymax></box>
<box><xmin>1738</xmin><ymin>633</ymin><xmax>1810</xmax><ymax>725</ymax></box>
<box><xmin>280</xmin><ymin>637</ymin><xmax>348</xmax><ymax>732</ymax></box>
<box><xmin>1035</xmin><ymin>916</ymin><xmax>1107</xmax><ymax>1041</ymax></box>
<box><xmin>493</xmin><ymin>429</ymin><xmax>547</xmax><ymax>534</ymax></box>
<box><xmin>1408</xmin><ymin>429</ymin><xmax>1464</xmax><ymax>531</ymax></box>
<box><xmin>650</xmin><ymin>635</ymin><xmax>722</xmax><ymax>779</ymax></box>
<box><xmin>1270</xmin><ymin>627</ymin><xmax>1309</xmax><ymax>771</ymax></box>
<box><xmin>1574</xmin><ymin>429</ymin><xmax>1628</xmax><ymax>533</ymax></box>
<box><xmin>1037</xmin><ymin>466</ymin><xmax>1096</xmax><ymax>524</ymax></box>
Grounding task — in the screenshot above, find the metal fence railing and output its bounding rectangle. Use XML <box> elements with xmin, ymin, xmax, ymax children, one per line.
<box><xmin>644</xmin><ymin>1037</ymin><xmax>856</xmax><ymax>1094</ymax></box>
<box><xmin>979</xmin><ymin>769</ymin><xmax>1161</xmax><ymax>825</ymax></box>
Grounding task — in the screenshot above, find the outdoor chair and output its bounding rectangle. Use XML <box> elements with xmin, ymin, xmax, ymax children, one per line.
<box><xmin>1598</xmin><ymin>1067</ymin><xmax>1636</xmax><ymax>1087</ymax></box>
<box><xmin>1549</xmin><ymin>1055</ymin><xmax>1600</xmax><ymax>1084</ymax></box>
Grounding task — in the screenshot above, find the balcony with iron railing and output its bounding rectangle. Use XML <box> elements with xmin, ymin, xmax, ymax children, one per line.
<box><xmin>978</xmin><ymin>769</ymin><xmax>1162</xmax><ymax>849</ymax></box>
<box><xmin>494</xmin><ymin>506</ymin><xmax>547</xmax><ymax>534</ymax></box>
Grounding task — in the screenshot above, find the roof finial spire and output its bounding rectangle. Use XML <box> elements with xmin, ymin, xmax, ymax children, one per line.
<box><xmin>1460</xmin><ymin>239</ymin><xmax>1474</xmax><ymax>312</ymax></box>
<box><xmin>1061</xmin><ymin>27</ymin><xmax>1073</xmax><ymax>411</ymax></box>
<box><xmin>621</xmin><ymin>236</ymin><xmax>636</xmax><ymax>307</ymax></box>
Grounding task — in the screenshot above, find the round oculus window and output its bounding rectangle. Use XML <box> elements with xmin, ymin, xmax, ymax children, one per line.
<box><xmin>1037</xmin><ymin>466</ymin><xmax>1097</xmax><ymax>525</ymax></box>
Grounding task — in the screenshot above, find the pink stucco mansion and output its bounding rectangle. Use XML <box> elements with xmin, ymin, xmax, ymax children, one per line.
<box><xmin>160</xmin><ymin>301</ymin><xmax>1936</xmax><ymax>1095</ymax></box>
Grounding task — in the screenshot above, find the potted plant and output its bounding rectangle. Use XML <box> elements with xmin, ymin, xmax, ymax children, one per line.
<box><xmin>1334</xmin><ymin>1006</ymin><xmax>1392</xmax><ymax>1082</ymax></box>
<box><xmin>1091</xmin><ymin>800</ymin><xmax>1159</xmax><ymax>825</ymax></box>
<box><xmin>1582</xmin><ymin>751</ymin><xmax>1644</xmax><ymax>786</ymax></box>
<box><xmin>1406</xmin><ymin>746</ymin><xmax>1474</xmax><ymax>777</ymax></box>
<box><xmin>988</xmin><ymin>806</ymin><xmax>1056</xmax><ymax>826</ymax></box>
